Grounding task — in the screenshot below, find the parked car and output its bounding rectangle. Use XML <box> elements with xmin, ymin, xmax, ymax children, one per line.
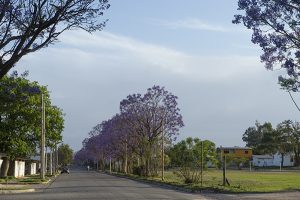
<box><xmin>61</xmin><ymin>167</ymin><xmax>70</xmax><ymax>174</ymax></box>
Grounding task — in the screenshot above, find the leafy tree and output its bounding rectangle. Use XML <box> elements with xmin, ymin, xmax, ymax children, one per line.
<box><xmin>58</xmin><ymin>144</ymin><xmax>73</xmax><ymax>166</ymax></box>
<box><xmin>243</xmin><ymin>120</ymin><xmax>300</xmax><ymax>166</ymax></box>
<box><xmin>243</xmin><ymin>122</ymin><xmax>263</xmax><ymax>153</ymax></box>
<box><xmin>0</xmin><ymin>72</ymin><xmax>41</xmax><ymax>177</ymax></box>
<box><xmin>0</xmin><ymin>0</ymin><xmax>110</xmax><ymax>78</ymax></box>
<box><xmin>45</xmin><ymin>105</ymin><xmax>64</xmax><ymax>149</ymax></box>
<box><xmin>233</xmin><ymin>1</ymin><xmax>300</xmax><ymax>91</ymax></box>
<box><xmin>168</xmin><ymin>137</ymin><xmax>217</xmax><ymax>184</ymax></box>
<box><xmin>225</xmin><ymin>155</ymin><xmax>249</xmax><ymax>170</ymax></box>
<box><xmin>243</xmin><ymin>121</ymin><xmax>275</xmax><ymax>154</ymax></box>
<box><xmin>0</xmin><ymin>72</ymin><xmax>64</xmax><ymax>177</ymax></box>
<box><xmin>291</xmin><ymin>121</ymin><xmax>300</xmax><ymax>166</ymax></box>
<box><xmin>276</xmin><ymin>120</ymin><xmax>294</xmax><ymax>167</ymax></box>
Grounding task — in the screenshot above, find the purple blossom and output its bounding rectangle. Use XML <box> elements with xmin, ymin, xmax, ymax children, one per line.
<box><xmin>233</xmin><ymin>0</ymin><xmax>300</xmax><ymax>90</ymax></box>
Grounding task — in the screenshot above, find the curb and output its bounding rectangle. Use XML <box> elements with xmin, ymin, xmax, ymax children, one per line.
<box><xmin>0</xmin><ymin>173</ymin><xmax>60</xmax><ymax>194</ymax></box>
<box><xmin>0</xmin><ymin>188</ymin><xmax>35</xmax><ymax>194</ymax></box>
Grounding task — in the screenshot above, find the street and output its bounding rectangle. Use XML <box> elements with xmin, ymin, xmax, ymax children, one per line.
<box><xmin>2</xmin><ymin>169</ymin><xmax>300</xmax><ymax>200</ymax></box>
<box><xmin>1</xmin><ymin>169</ymin><xmax>208</xmax><ymax>200</ymax></box>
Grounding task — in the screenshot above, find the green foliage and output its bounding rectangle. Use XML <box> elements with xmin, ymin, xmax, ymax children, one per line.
<box><xmin>45</xmin><ymin>105</ymin><xmax>64</xmax><ymax>148</ymax></box>
<box><xmin>168</xmin><ymin>137</ymin><xmax>217</xmax><ymax>183</ymax></box>
<box><xmin>225</xmin><ymin>155</ymin><xmax>249</xmax><ymax>169</ymax></box>
<box><xmin>58</xmin><ymin>144</ymin><xmax>73</xmax><ymax>166</ymax></box>
<box><xmin>0</xmin><ymin>73</ymin><xmax>42</xmax><ymax>158</ymax></box>
<box><xmin>243</xmin><ymin>121</ymin><xmax>275</xmax><ymax>154</ymax></box>
<box><xmin>243</xmin><ymin>120</ymin><xmax>300</xmax><ymax>166</ymax></box>
<box><xmin>0</xmin><ymin>72</ymin><xmax>64</xmax><ymax>159</ymax></box>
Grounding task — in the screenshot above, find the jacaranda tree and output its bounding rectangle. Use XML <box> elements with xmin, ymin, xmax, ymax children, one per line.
<box><xmin>233</xmin><ymin>0</ymin><xmax>300</xmax><ymax>91</ymax></box>
<box><xmin>75</xmin><ymin>86</ymin><xmax>184</xmax><ymax>176</ymax></box>
<box><xmin>120</xmin><ymin>86</ymin><xmax>184</xmax><ymax>176</ymax></box>
<box><xmin>0</xmin><ymin>0</ymin><xmax>110</xmax><ymax>78</ymax></box>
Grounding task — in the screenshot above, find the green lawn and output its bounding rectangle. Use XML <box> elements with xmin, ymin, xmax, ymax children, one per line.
<box><xmin>124</xmin><ymin>169</ymin><xmax>300</xmax><ymax>193</ymax></box>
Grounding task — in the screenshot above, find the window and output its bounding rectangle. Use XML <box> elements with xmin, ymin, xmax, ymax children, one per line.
<box><xmin>290</xmin><ymin>156</ymin><xmax>294</xmax><ymax>162</ymax></box>
<box><xmin>224</xmin><ymin>150</ymin><xmax>229</xmax><ymax>154</ymax></box>
<box><xmin>245</xmin><ymin>150</ymin><xmax>249</xmax><ymax>154</ymax></box>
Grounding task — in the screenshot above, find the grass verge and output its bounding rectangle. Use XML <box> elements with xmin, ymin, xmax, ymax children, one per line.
<box><xmin>0</xmin><ymin>174</ymin><xmax>55</xmax><ymax>185</ymax></box>
<box><xmin>109</xmin><ymin>169</ymin><xmax>300</xmax><ymax>193</ymax></box>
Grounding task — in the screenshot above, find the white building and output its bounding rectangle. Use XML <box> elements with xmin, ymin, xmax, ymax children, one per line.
<box><xmin>0</xmin><ymin>153</ymin><xmax>6</xmax><ymax>170</ymax></box>
<box><xmin>14</xmin><ymin>160</ymin><xmax>25</xmax><ymax>178</ymax></box>
<box><xmin>252</xmin><ymin>153</ymin><xmax>294</xmax><ymax>167</ymax></box>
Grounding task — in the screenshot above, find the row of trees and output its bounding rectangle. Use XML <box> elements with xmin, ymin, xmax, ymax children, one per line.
<box><xmin>243</xmin><ymin>120</ymin><xmax>300</xmax><ymax>167</ymax></box>
<box><xmin>74</xmin><ymin>86</ymin><xmax>184</xmax><ymax>176</ymax></box>
<box><xmin>0</xmin><ymin>72</ymin><xmax>65</xmax><ymax>177</ymax></box>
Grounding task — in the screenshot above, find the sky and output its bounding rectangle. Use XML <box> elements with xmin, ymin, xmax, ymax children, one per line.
<box><xmin>15</xmin><ymin>0</ymin><xmax>300</xmax><ymax>151</ymax></box>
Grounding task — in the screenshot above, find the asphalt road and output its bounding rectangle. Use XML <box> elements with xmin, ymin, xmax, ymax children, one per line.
<box><xmin>1</xmin><ymin>169</ymin><xmax>300</xmax><ymax>200</ymax></box>
<box><xmin>1</xmin><ymin>169</ymin><xmax>208</xmax><ymax>200</ymax></box>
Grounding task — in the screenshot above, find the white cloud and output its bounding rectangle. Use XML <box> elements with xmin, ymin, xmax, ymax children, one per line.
<box><xmin>149</xmin><ymin>18</ymin><xmax>228</xmax><ymax>32</ymax></box>
<box><xmin>57</xmin><ymin>31</ymin><xmax>263</xmax><ymax>82</ymax></box>
<box><xmin>17</xmin><ymin>31</ymin><xmax>292</xmax><ymax>151</ymax></box>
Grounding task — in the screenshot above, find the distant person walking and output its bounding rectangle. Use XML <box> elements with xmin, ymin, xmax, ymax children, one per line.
<box><xmin>87</xmin><ymin>165</ymin><xmax>90</xmax><ymax>171</ymax></box>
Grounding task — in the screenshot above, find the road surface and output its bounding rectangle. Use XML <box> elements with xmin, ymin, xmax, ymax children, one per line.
<box><xmin>1</xmin><ymin>169</ymin><xmax>208</xmax><ymax>200</ymax></box>
<box><xmin>1</xmin><ymin>169</ymin><xmax>300</xmax><ymax>200</ymax></box>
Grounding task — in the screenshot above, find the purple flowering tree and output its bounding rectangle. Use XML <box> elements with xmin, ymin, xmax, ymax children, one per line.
<box><xmin>0</xmin><ymin>0</ymin><xmax>110</xmax><ymax>78</ymax></box>
<box><xmin>120</xmin><ymin>86</ymin><xmax>184</xmax><ymax>176</ymax></box>
<box><xmin>233</xmin><ymin>0</ymin><xmax>300</xmax><ymax>92</ymax></box>
<box><xmin>75</xmin><ymin>86</ymin><xmax>184</xmax><ymax>176</ymax></box>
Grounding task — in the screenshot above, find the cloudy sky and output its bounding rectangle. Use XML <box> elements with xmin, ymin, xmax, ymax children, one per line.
<box><xmin>15</xmin><ymin>0</ymin><xmax>300</xmax><ymax>151</ymax></box>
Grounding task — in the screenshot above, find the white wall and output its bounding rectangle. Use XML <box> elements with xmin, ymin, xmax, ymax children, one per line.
<box><xmin>14</xmin><ymin>161</ymin><xmax>25</xmax><ymax>178</ymax></box>
<box><xmin>30</xmin><ymin>163</ymin><xmax>36</xmax><ymax>175</ymax></box>
<box><xmin>252</xmin><ymin>153</ymin><xmax>294</xmax><ymax>167</ymax></box>
<box><xmin>0</xmin><ymin>159</ymin><xmax>2</xmax><ymax>169</ymax></box>
<box><xmin>272</xmin><ymin>153</ymin><xmax>294</xmax><ymax>167</ymax></box>
<box><xmin>252</xmin><ymin>157</ymin><xmax>273</xmax><ymax>167</ymax></box>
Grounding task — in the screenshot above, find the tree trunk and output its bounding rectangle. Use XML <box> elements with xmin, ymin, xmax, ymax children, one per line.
<box><xmin>124</xmin><ymin>145</ymin><xmax>128</xmax><ymax>174</ymax></box>
<box><xmin>295</xmin><ymin>147</ymin><xmax>300</xmax><ymax>166</ymax></box>
<box><xmin>8</xmin><ymin>160</ymin><xmax>15</xmax><ymax>176</ymax></box>
<box><xmin>0</xmin><ymin>157</ymin><xmax>10</xmax><ymax>178</ymax></box>
<box><xmin>281</xmin><ymin>153</ymin><xmax>284</xmax><ymax>168</ymax></box>
<box><xmin>146</xmin><ymin>158</ymin><xmax>150</xmax><ymax>176</ymax></box>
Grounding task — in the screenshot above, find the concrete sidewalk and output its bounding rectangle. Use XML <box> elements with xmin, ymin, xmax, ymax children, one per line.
<box><xmin>0</xmin><ymin>174</ymin><xmax>59</xmax><ymax>194</ymax></box>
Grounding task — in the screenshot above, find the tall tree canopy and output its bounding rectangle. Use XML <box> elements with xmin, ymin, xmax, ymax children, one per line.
<box><xmin>243</xmin><ymin>121</ymin><xmax>275</xmax><ymax>154</ymax></box>
<box><xmin>0</xmin><ymin>71</ymin><xmax>65</xmax><ymax>177</ymax></box>
<box><xmin>58</xmin><ymin>143</ymin><xmax>73</xmax><ymax>166</ymax></box>
<box><xmin>233</xmin><ymin>0</ymin><xmax>300</xmax><ymax>91</ymax></box>
<box><xmin>0</xmin><ymin>0</ymin><xmax>110</xmax><ymax>78</ymax></box>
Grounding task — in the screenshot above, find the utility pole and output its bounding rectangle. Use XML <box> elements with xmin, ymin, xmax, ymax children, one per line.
<box><xmin>56</xmin><ymin>143</ymin><xmax>59</xmax><ymax>173</ymax></box>
<box><xmin>161</xmin><ymin>122</ymin><xmax>164</xmax><ymax>181</ymax></box>
<box><xmin>45</xmin><ymin>147</ymin><xmax>48</xmax><ymax>174</ymax></box>
<box><xmin>201</xmin><ymin>141</ymin><xmax>204</xmax><ymax>185</ymax></box>
<box><xmin>222</xmin><ymin>155</ymin><xmax>226</xmax><ymax>186</ymax></box>
<box><xmin>40</xmin><ymin>94</ymin><xmax>45</xmax><ymax>180</ymax></box>
<box><xmin>249</xmin><ymin>160</ymin><xmax>252</xmax><ymax>172</ymax></box>
<box><xmin>50</xmin><ymin>149</ymin><xmax>53</xmax><ymax>175</ymax></box>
